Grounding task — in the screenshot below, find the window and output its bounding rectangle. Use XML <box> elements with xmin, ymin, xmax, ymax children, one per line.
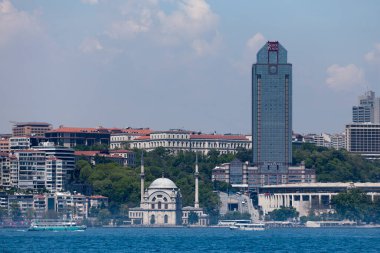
<box><xmin>164</xmin><ymin>215</ymin><xmax>168</xmax><ymax>224</ymax></box>
<box><xmin>158</xmin><ymin>202</ymin><xmax>162</xmax><ymax>209</ymax></box>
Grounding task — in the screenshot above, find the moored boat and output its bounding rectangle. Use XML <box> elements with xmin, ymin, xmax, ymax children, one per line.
<box><xmin>229</xmin><ymin>222</ymin><xmax>266</xmax><ymax>231</ymax></box>
<box><xmin>28</xmin><ymin>219</ymin><xmax>86</xmax><ymax>231</ymax></box>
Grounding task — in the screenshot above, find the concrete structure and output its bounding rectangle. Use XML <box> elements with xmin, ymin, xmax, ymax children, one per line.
<box><xmin>258</xmin><ymin>182</ymin><xmax>380</xmax><ymax>217</ymax></box>
<box><xmin>109</xmin><ymin>150</ymin><xmax>136</xmax><ymax>166</ymax></box>
<box><xmin>212</xmin><ymin>160</ymin><xmax>315</xmax><ymax>190</ymax></box>
<box><xmin>12</xmin><ymin>122</ymin><xmax>52</xmax><ymax>138</ymax></box>
<box><xmin>345</xmin><ymin>123</ymin><xmax>380</xmax><ymax>159</ymax></box>
<box><xmin>45</xmin><ymin>157</ymin><xmax>63</xmax><ymax>192</ymax></box>
<box><xmin>127</xmin><ymin>129</ymin><xmax>251</xmax><ymax>155</ymax></box>
<box><xmin>45</xmin><ymin>126</ymin><xmax>113</xmax><ymax>148</ymax></box>
<box><xmin>252</xmin><ymin>41</ymin><xmax>292</xmax><ymax>174</ymax></box>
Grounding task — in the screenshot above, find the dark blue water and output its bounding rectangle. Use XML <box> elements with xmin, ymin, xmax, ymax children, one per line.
<box><xmin>0</xmin><ymin>227</ymin><xmax>379</xmax><ymax>252</ymax></box>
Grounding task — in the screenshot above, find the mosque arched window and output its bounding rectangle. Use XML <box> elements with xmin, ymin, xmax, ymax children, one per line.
<box><xmin>158</xmin><ymin>202</ymin><xmax>162</xmax><ymax>209</ymax></box>
<box><xmin>165</xmin><ymin>204</ymin><xmax>168</xmax><ymax>209</ymax></box>
<box><xmin>164</xmin><ymin>215</ymin><xmax>168</xmax><ymax>224</ymax></box>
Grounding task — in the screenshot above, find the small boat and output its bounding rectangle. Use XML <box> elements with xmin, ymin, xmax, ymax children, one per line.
<box><xmin>28</xmin><ymin>219</ymin><xmax>87</xmax><ymax>231</ymax></box>
<box><xmin>229</xmin><ymin>222</ymin><xmax>266</xmax><ymax>231</ymax></box>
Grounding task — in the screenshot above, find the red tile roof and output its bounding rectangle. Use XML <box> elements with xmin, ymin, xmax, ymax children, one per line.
<box><xmin>109</xmin><ymin>150</ymin><xmax>133</xmax><ymax>153</ymax></box>
<box><xmin>47</xmin><ymin>127</ymin><xmax>112</xmax><ymax>134</ymax></box>
<box><xmin>74</xmin><ymin>151</ymin><xmax>101</xmax><ymax>156</ymax></box>
<box><xmin>135</xmin><ymin>136</ymin><xmax>151</xmax><ymax>140</ymax></box>
<box><xmin>190</xmin><ymin>134</ymin><xmax>248</xmax><ymax>140</ymax></box>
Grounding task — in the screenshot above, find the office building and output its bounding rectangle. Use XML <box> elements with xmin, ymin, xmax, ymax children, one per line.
<box><xmin>252</xmin><ymin>41</ymin><xmax>292</xmax><ymax>174</ymax></box>
<box><xmin>12</xmin><ymin>122</ymin><xmax>52</xmax><ymax>137</ymax></box>
<box><xmin>345</xmin><ymin>123</ymin><xmax>380</xmax><ymax>159</ymax></box>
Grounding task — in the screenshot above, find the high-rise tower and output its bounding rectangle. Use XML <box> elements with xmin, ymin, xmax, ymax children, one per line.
<box><xmin>252</xmin><ymin>41</ymin><xmax>292</xmax><ymax>181</ymax></box>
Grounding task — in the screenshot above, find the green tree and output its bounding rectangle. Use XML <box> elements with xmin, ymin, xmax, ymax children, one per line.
<box><xmin>10</xmin><ymin>203</ymin><xmax>23</xmax><ymax>221</ymax></box>
<box><xmin>266</xmin><ymin>207</ymin><xmax>299</xmax><ymax>221</ymax></box>
<box><xmin>97</xmin><ymin>209</ymin><xmax>111</xmax><ymax>225</ymax></box>
<box><xmin>188</xmin><ymin>211</ymin><xmax>199</xmax><ymax>225</ymax></box>
<box><xmin>331</xmin><ymin>189</ymin><xmax>379</xmax><ymax>223</ymax></box>
<box><xmin>222</xmin><ymin>211</ymin><xmax>251</xmax><ymax>220</ymax></box>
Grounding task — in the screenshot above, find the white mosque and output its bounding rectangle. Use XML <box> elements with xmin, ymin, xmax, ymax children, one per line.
<box><xmin>129</xmin><ymin>155</ymin><xmax>209</xmax><ymax>226</ymax></box>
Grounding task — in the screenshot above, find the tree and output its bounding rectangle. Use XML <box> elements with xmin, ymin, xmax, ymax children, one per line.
<box><xmin>97</xmin><ymin>209</ymin><xmax>111</xmax><ymax>225</ymax></box>
<box><xmin>331</xmin><ymin>189</ymin><xmax>378</xmax><ymax>223</ymax></box>
<box><xmin>10</xmin><ymin>203</ymin><xmax>23</xmax><ymax>221</ymax></box>
<box><xmin>188</xmin><ymin>211</ymin><xmax>199</xmax><ymax>225</ymax></box>
<box><xmin>222</xmin><ymin>211</ymin><xmax>251</xmax><ymax>220</ymax></box>
<box><xmin>266</xmin><ymin>207</ymin><xmax>299</xmax><ymax>221</ymax></box>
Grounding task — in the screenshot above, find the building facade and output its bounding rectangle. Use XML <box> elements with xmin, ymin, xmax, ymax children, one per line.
<box><xmin>12</xmin><ymin>122</ymin><xmax>52</xmax><ymax>138</ymax></box>
<box><xmin>258</xmin><ymin>183</ymin><xmax>380</xmax><ymax>216</ymax></box>
<box><xmin>126</xmin><ymin>130</ymin><xmax>251</xmax><ymax>155</ymax></box>
<box><xmin>45</xmin><ymin>126</ymin><xmax>112</xmax><ymax>148</ymax></box>
<box><xmin>345</xmin><ymin>123</ymin><xmax>380</xmax><ymax>159</ymax></box>
<box><xmin>252</xmin><ymin>41</ymin><xmax>292</xmax><ymax>173</ymax></box>
<box><xmin>352</xmin><ymin>91</ymin><xmax>378</xmax><ymax>123</ymax></box>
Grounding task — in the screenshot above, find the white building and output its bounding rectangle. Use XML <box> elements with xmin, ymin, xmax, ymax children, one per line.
<box><xmin>345</xmin><ymin>123</ymin><xmax>380</xmax><ymax>159</ymax></box>
<box><xmin>126</xmin><ymin>130</ymin><xmax>251</xmax><ymax>155</ymax></box>
<box><xmin>258</xmin><ymin>182</ymin><xmax>380</xmax><ymax>217</ymax></box>
<box><xmin>129</xmin><ymin>156</ymin><xmax>208</xmax><ymax>226</ymax></box>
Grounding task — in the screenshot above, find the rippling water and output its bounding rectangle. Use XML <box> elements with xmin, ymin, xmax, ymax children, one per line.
<box><xmin>1</xmin><ymin>227</ymin><xmax>379</xmax><ymax>252</ymax></box>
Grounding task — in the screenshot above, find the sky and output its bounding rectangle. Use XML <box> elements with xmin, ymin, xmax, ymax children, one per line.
<box><xmin>0</xmin><ymin>0</ymin><xmax>380</xmax><ymax>135</ymax></box>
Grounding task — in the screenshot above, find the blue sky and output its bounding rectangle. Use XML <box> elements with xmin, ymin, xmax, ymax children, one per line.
<box><xmin>0</xmin><ymin>0</ymin><xmax>379</xmax><ymax>134</ymax></box>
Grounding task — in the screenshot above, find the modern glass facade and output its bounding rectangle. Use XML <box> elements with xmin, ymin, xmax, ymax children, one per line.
<box><xmin>252</xmin><ymin>41</ymin><xmax>292</xmax><ymax>173</ymax></box>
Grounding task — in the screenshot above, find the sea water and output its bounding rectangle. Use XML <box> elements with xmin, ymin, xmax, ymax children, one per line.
<box><xmin>0</xmin><ymin>227</ymin><xmax>379</xmax><ymax>252</ymax></box>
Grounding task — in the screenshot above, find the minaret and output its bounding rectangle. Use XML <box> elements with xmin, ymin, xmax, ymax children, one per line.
<box><xmin>140</xmin><ymin>152</ymin><xmax>145</xmax><ymax>206</ymax></box>
<box><xmin>194</xmin><ymin>153</ymin><xmax>199</xmax><ymax>208</ymax></box>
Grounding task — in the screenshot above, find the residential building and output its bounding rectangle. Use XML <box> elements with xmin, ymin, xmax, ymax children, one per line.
<box><xmin>127</xmin><ymin>130</ymin><xmax>251</xmax><ymax>155</ymax></box>
<box><xmin>45</xmin><ymin>157</ymin><xmax>63</xmax><ymax>192</ymax></box>
<box><xmin>16</xmin><ymin>150</ymin><xmax>46</xmax><ymax>190</ymax></box>
<box><xmin>109</xmin><ymin>150</ymin><xmax>136</xmax><ymax>166</ymax></box>
<box><xmin>9</xmin><ymin>137</ymin><xmax>39</xmax><ymax>150</ymax></box>
<box><xmin>32</xmin><ymin>142</ymin><xmax>75</xmax><ymax>181</ymax></box>
<box><xmin>252</xmin><ymin>41</ymin><xmax>292</xmax><ymax>174</ymax></box>
<box><xmin>345</xmin><ymin>123</ymin><xmax>380</xmax><ymax>159</ymax></box>
<box><xmin>12</xmin><ymin>122</ymin><xmax>52</xmax><ymax>138</ymax></box>
<box><xmin>0</xmin><ymin>137</ymin><xmax>10</xmax><ymax>153</ymax></box>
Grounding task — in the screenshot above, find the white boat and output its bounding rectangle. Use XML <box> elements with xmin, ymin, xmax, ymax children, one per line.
<box><xmin>28</xmin><ymin>219</ymin><xmax>87</xmax><ymax>231</ymax></box>
<box><xmin>229</xmin><ymin>222</ymin><xmax>266</xmax><ymax>231</ymax></box>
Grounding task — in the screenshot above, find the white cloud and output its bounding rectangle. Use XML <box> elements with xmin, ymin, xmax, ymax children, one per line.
<box><xmin>326</xmin><ymin>64</ymin><xmax>365</xmax><ymax>91</ymax></box>
<box><xmin>79</xmin><ymin>37</ymin><xmax>103</xmax><ymax>53</ymax></box>
<box><xmin>233</xmin><ymin>33</ymin><xmax>266</xmax><ymax>74</ymax></box>
<box><xmin>246</xmin><ymin>33</ymin><xmax>266</xmax><ymax>54</ymax></box>
<box><xmin>365</xmin><ymin>43</ymin><xmax>380</xmax><ymax>63</ymax></box>
<box><xmin>0</xmin><ymin>0</ymin><xmax>42</xmax><ymax>47</ymax></box>
<box><xmin>107</xmin><ymin>0</ymin><xmax>219</xmax><ymax>55</ymax></box>
<box><xmin>81</xmin><ymin>0</ymin><xmax>99</xmax><ymax>5</ymax></box>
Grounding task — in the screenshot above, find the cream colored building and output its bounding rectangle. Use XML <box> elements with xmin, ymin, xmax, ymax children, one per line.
<box><xmin>129</xmin><ymin>155</ymin><xmax>209</xmax><ymax>226</ymax></box>
<box><xmin>129</xmin><ymin>177</ymin><xmax>183</xmax><ymax>225</ymax></box>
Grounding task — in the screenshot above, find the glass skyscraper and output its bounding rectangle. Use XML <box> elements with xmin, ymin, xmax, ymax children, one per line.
<box><xmin>252</xmin><ymin>41</ymin><xmax>292</xmax><ymax>175</ymax></box>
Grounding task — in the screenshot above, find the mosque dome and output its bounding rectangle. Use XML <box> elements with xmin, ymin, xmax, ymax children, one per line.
<box><xmin>149</xmin><ymin>178</ymin><xmax>177</xmax><ymax>189</ymax></box>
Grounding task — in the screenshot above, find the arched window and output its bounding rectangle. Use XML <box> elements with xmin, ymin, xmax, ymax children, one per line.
<box><xmin>164</xmin><ymin>215</ymin><xmax>168</xmax><ymax>224</ymax></box>
<box><xmin>158</xmin><ymin>201</ymin><xmax>162</xmax><ymax>209</ymax></box>
<box><xmin>165</xmin><ymin>204</ymin><xmax>168</xmax><ymax>209</ymax></box>
<box><xmin>150</xmin><ymin>215</ymin><xmax>155</xmax><ymax>224</ymax></box>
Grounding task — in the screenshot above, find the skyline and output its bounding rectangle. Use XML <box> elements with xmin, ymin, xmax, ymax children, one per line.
<box><xmin>1</xmin><ymin>0</ymin><xmax>380</xmax><ymax>135</ymax></box>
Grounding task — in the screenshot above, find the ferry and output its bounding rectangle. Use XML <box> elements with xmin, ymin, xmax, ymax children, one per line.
<box><xmin>229</xmin><ymin>222</ymin><xmax>266</xmax><ymax>231</ymax></box>
<box><xmin>28</xmin><ymin>219</ymin><xmax>87</xmax><ymax>231</ymax></box>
